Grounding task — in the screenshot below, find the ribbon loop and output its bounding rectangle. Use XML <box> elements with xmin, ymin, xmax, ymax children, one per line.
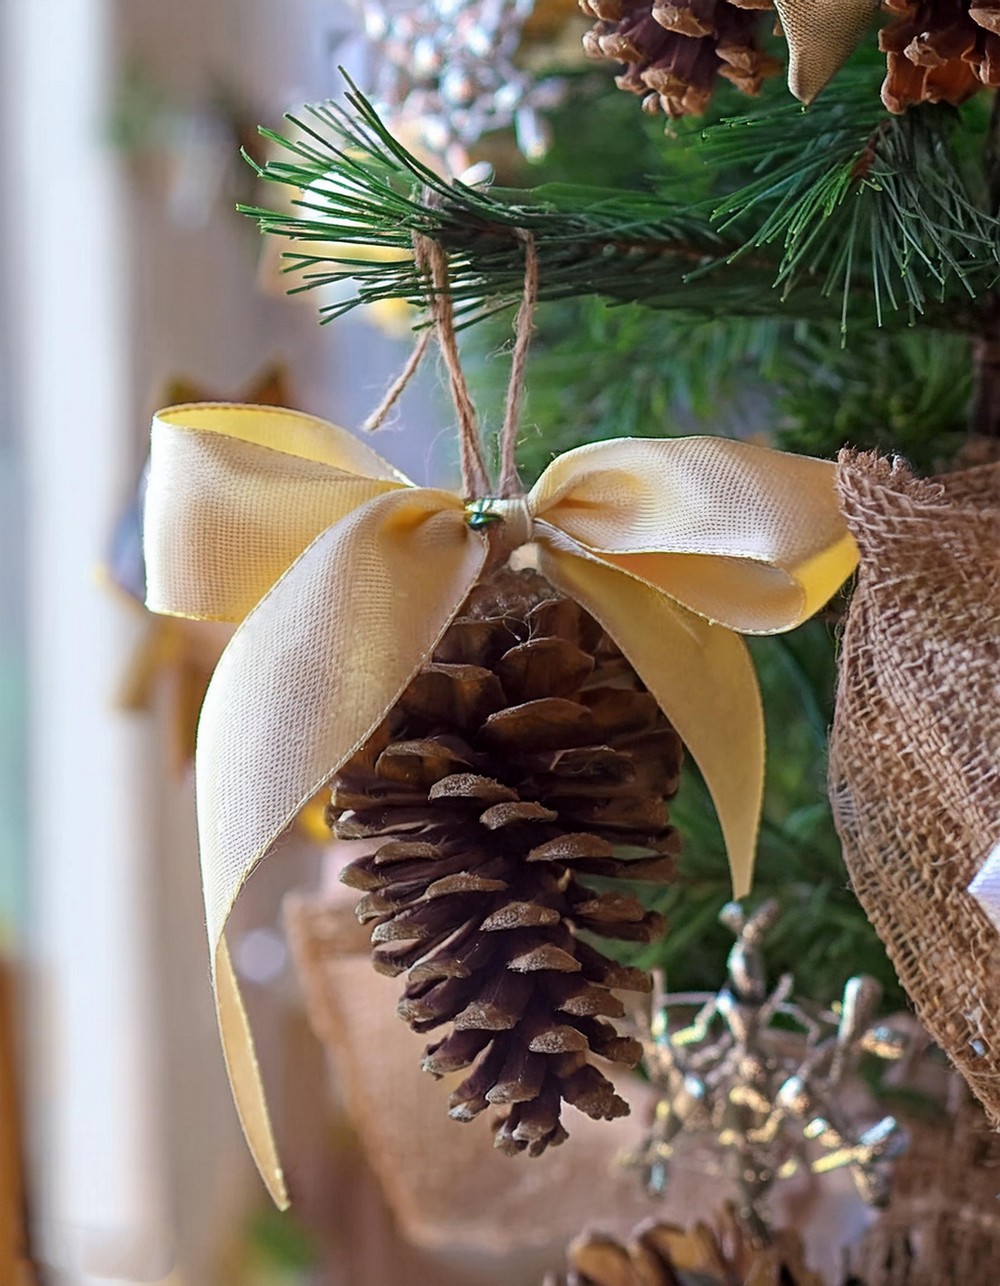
<box><xmin>145</xmin><ymin>404</ymin><xmax>408</xmax><ymax>622</ymax></box>
<box><xmin>529</xmin><ymin>436</ymin><xmax>856</xmax><ymax>632</ymax></box>
<box><xmin>143</xmin><ymin>402</ymin><xmax>857</xmax><ymax>1206</ymax></box>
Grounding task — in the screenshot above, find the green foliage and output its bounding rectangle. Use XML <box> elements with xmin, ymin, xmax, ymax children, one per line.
<box><xmin>464</xmin><ymin>299</ymin><xmax>971</xmax><ymax>481</ymax></box>
<box><xmin>243</xmin><ymin>66</ymin><xmax>1000</xmax><ymax>331</ymax></box>
<box><xmin>703</xmin><ymin>83</ymin><xmax>1000</xmax><ymax>326</ymax></box>
<box><xmin>241</xmin><ymin>84</ymin><xmax>756</xmax><ymax>325</ymax></box>
<box><xmin>107</xmin><ymin>62</ymin><xmax>171</xmax><ymax>152</ymax></box>
<box><xmin>244</xmin><ymin>1207</ymin><xmax>320</xmax><ymax>1273</ymax></box>
<box><xmin>770</xmin><ymin>325</ymin><xmax>972</xmax><ymax>470</ymax></box>
<box><xmin>637</xmin><ymin>624</ymin><xmax>906</xmax><ymax>1011</ymax></box>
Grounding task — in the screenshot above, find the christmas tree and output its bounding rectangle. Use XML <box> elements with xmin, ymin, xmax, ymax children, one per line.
<box><xmin>146</xmin><ymin>5</ymin><xmax>1000</xmax><ymax>1278</ymax></box>
<box><xmin>241</xmin><ymin>27</ymin><xmax>999</xmax><ymax>1005</ymax></box>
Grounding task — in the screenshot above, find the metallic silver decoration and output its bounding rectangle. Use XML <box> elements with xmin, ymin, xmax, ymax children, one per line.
<box><xmin>627</xmin><ymin>899</ymin><xmax>911</xmax><ymax>1238</ymax></box>
<box><xmin>349</xmin><ymin>0</ymin><xmax>567</xmax><ymax>170</ymax></box>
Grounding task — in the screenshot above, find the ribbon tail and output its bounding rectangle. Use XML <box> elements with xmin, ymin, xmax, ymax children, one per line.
<box><xmin>539</xmin><ymin>543</ymin><xmax>764</xmax><ymax>898</ymax></box>
<box><xmin>216</xmin><ymin>938</ymin><xmax>287</xmax><ymax>1207</ymax></box>
<box><xmin>196</xmin><ymin>489</ymin><xmax>486</xmax><ymax>1201</ymax></box>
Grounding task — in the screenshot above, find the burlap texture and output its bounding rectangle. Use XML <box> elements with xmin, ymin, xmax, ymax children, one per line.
<box><xmin>830</xmin><ymin>450</ymin><xmax>1000</xmax><ymax>1115</ymax></box>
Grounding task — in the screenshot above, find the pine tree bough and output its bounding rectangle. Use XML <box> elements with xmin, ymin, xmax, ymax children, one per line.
<box><xmin>333</xmin><ymin>568</ymin><xmax>682</xmax><ymax>1156</ymax></box>
<box><xmin>580</xmin><ymin>0</ymin><xmax>781</xmax><ymax>119</ymax></box>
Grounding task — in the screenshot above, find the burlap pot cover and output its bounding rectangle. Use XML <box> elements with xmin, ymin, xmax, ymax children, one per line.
<box><xmin>283</xmin><ymin>890</ymin><xmax>661</xmax><ymax>1271</ymax></box>
<box><xmin>830</xmin><ymin>450</ymin><xmax>1000</xmax><ymax>1116</ymax></box>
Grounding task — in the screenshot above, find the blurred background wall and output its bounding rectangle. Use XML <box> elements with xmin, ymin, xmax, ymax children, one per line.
<box><xmin>2</xmin><ymin>2</ymin><xmax>446</xmax><ymax>1281</ymax></box>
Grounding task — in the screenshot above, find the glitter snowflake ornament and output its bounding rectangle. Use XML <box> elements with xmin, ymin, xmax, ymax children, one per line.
<box><xmin>350</xmin><ymin>0</ymin><xmax>567</xmax><ymax>170</ymax></box>
<box><xmin>627</xmin><ymin>899</ymin><xmax>910</xmax><ymax>1237</ymax></box>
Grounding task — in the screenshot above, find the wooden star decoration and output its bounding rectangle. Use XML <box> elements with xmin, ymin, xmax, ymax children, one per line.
<box><xmin>107</xmin><ymin>364</ymin><xmax>292</xmax><ymax>774</ymax></box>
<box><xmin>773</xmin><ymin>0</ymin><xmax>879</xmax><ymax>103</ymax></box>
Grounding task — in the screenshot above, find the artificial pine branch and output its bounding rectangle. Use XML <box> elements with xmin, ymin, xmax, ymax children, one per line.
<box><xmin>242</xmin><ymin>87</ymin><xmax>779</xmax><ymax>325</ymax></box>
<box><xmin>704</xmin><ymin>87</ymin><xmax>1000</xmax><ymax>324</ymax></box>
<box><xmin>465</xmin><ymin>299</ymin><xmax>970</xmax><ymax>481</ymax></box>
<box><xmin>243</xmin><ymin>69</ymin><xmax>1000</xmax><ymax>330</ymax></box>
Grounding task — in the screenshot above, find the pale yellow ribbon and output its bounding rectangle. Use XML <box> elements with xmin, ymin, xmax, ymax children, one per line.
<box><xmin>772</xmin><ymin>0</ymin><xmax>877</xmax><ymax>103</ymax></box>
<box><xmin>144</xmin><ymin>401</ymin><xmax>858</xmax><ymax>1208</ymax></box>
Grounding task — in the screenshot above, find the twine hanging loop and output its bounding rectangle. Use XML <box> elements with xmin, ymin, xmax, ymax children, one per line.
<box><xmin>363</xmin><ymin>228</ymin><xmax>539</xmax><ymax>503</ymax></box>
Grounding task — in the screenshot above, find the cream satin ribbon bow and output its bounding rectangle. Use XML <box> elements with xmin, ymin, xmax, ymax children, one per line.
<box><xmin>144</xmin><ymin>401</ymin><xmax>858</xmax><ymax>1207</ymax></box>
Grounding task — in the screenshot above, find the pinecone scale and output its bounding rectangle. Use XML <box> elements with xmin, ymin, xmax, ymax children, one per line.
<box><xmin>332</xmin><ymin>568</ymin><xmax>683</xmax><ymax>1156</ymax></box>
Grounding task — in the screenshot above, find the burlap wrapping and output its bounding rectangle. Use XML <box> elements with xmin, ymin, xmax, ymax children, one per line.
<box><xmin>283</xmin><ymin>889</ymin><xmax>661</xmax><ymax>1260</ymax></box>
<box><xmin>830</xmin><ymin>450</ymin><xmax>1000</xmax><ymax>1116</ymax></box>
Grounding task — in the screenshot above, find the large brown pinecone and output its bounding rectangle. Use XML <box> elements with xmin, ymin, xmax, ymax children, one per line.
<box><xmin>332</xmin><ymin>568</ymin><xmax>682</xmax><ymax>1157</ymax></box>
<box><xmin>879</xmin><ymin>0</ymin><xmax>999</xmax><ymax>112</ymax></box>
<box><xmin>580</xmin><ymin>0</ymin><xmax>781</xmax><ymax>120</ymax></box>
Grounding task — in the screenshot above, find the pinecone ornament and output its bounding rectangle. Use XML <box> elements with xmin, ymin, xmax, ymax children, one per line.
<box><xmin>580</xmin><ymin>0</ymin><xmax>781</xmax><ymax>120</ymax></box>
<box><xmin>333</xmin><ymin>567</ymin><xmax>682</xmax><ymax>1156</ymax></box>
<box><xmin>879</xmin><ymin>0</ymin><xmax>1000</xmax><ymax>111</ymax></box>
<box><xmin>548</xmin><ymin>1206</ymin><xmax>823</xmax><ymax>1285</ymax></box>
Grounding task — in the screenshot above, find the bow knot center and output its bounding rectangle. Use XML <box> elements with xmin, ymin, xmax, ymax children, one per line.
<box><xmin>465</xmin><ymin>496</ymin><xmax>533</xmax><ymax>551</ymax></box>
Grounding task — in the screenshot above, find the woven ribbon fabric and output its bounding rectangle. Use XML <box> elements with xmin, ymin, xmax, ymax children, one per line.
<box><xmin>830</xmin><ymin>451</ymin><xmax>1000</xmax><ymax>1127</ymax></box>
<box><xmin>772</xmin><ymin>0</ymin><xmax>877</xmax><ymax>103</ymax></box>
<box><xmin>144</xmin><ymin>402</ymin><xmax>857</xmax><ymax>1206</ymax></box>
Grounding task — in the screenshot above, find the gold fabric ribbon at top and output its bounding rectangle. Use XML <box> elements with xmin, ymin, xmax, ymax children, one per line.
<box><xmin>143</xmin><ymin>402</ymin><xmax>858</xmax><ymax>1208</ymax></box>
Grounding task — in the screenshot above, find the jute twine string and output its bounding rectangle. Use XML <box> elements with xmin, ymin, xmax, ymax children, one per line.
<box><xmin>362</xmin><ymin>229</ymin><xmax>538</xmax><ymax>501</ymax></box>
<box><xmin>498</xmin><ymin>229</ymin><xmax>538</xmax><ymax>500</ymax></box>
<box><xmin>360</xmin><ymin>329</ymin><xmax>432</xmax><ymax>436</ymax></box>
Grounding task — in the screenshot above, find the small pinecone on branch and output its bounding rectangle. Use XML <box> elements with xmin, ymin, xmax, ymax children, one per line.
<box><xmin>332</xmin><ymin>568</ymin><xmax>682</xmax><ymax>1157</ymax></box>
<box><xmin>879</xmin><ymin>0</ymin><xmax>999</xmax><ymax>112</ymax></box>
<box><xmin>580</xmin><ymin>0</ymin><xmax>781</xmax><ymax>120</ymax></box>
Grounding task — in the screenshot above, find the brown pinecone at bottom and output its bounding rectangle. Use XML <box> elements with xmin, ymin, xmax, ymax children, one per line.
<box><xmin>879</xmin><ymin>0</ymin><xmax>1000</xmax><ymax>111</ymax></box>
<box><xmin>333</xmin><ymin>568</ymin><xmax>682</xmax><ymax>1156</ymax></box>
<box><xmin>546</xmin><ymin>1206</ymin><xmax>824</xmax><ymax>1285</ymax></box>
<box><xmin>581</xmin><ymin>0</ymin><xmax>780</xmax><ymax>120</ymax></box>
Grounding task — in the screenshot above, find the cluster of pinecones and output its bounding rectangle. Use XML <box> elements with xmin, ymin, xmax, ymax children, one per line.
<box><xmin>578</xmin><ymin>0</ymin><xmax>1000</xmax><ymax>118</ymax></box>
<box><xmin>333</xmin><ymin>569</ymin><xmax>682</xmax><ymax>1156</ymax></box>
<box><xmin>579</xmin><ymin>0</ymin><xmax>780</xmax><ymax>119</ymax></box>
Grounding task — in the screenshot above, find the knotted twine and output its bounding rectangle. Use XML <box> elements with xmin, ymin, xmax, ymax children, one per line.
<box><xmin>143</xmin><ymin>233</ymin><xmax>857</xmax><ymax>1206</ymax></box>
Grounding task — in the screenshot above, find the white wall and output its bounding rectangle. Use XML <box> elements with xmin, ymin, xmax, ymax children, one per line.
<box><xmin>6</xmin><ymin>0</ymin><xmax>169</xmax><ymax>1279</ymax></box>
<box><xmin>6</xmin><ymin>2</ymin><xmax>449</xmax><ymax>1281</ymax></box>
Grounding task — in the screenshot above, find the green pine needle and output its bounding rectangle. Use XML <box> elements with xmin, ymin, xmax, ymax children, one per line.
<box><xmin>242</xmin><ymin>83</ymin><xmax>747</xmax><ymax>325</ymax></box>
<box><xmin>242</xmin><ymin>71</ymin><xmax>1000</xmax><ymax>332</ymax></box>
<box><xmin>702</xmin><ymin>86</ymin><xmax>1000</xmax><ymax>325</ymax></box>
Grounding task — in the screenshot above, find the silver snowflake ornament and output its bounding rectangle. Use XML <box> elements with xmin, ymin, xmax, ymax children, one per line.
<box><xmin>627</xmin><ymin>899</ymin><xmax>911</xmax><ymax>1237</ymax></box>
<box><xmin>349</xmin><ymin>0</ymin><xmax>567</xmax><ymax>170</ymax></box>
